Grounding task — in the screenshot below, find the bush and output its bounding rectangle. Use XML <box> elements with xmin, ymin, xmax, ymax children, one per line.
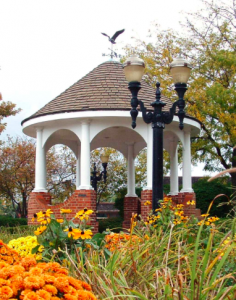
<box><xmin>193</xmin><ymin>177</ymin><xmax>232</xmax><ymax>217</ymax></box>
<box><xmin>98</xmin><ymin>217</ymin><xmax>123</xmax><ymax>233</ymax></box>
<box><xmin>0</xmin><ymin>216</ymin><xmax>27</xmax><ymax>227</ymax></box>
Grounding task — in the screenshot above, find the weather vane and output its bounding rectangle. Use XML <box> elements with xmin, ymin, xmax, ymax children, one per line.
<box><xmin>101</xmin><ymin>29</ymin><xmax>125</xmax><ymax>59</ymax></box>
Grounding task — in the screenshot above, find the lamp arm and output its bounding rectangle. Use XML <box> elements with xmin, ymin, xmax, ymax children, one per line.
<box><xmin>162</xmin><ymin>101</ymin><xmax>178</xmax><ymax>124</ymax></box>
<box><xmin>138</xmin><ymin>100</ymin><xmax>153</xmax><ymax>124</ymax></box>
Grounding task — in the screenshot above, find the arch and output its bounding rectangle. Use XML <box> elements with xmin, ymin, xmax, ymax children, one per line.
<box><xmin>90</xmin><ymin>126</ymin><xmax>146</xmax><ymax>159</ymax></box>
<box><xmin>44</xmin><ymin>129</ymin><xmax>81</xmax><ymax>158</ymax></box>
<box><xmin>164</xmin><ymin>130</ymin><xmax>183</xmax><ymax>153</ymax></box>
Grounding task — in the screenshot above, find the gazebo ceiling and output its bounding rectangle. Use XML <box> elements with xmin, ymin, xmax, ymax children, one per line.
<box><xmin>22</xmin><ymin>60</ymin><xmax>174</xmax><ymax>125</ymax></box>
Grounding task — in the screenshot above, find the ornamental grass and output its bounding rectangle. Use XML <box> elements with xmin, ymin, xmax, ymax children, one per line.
<box><xmin>65</xmin><ymin>198</ymin><xmax>236</xmax><ymax>299</ymax></box>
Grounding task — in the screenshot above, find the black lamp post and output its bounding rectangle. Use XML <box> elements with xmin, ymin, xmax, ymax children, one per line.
<box><xmin>91</xmin><ymin>155</ymin><xmax>109</xmax><ymax>192</ymax></box>
<box><xmin>123</xmin><ymin>56</ymin><xmax>192</xmax><ymax>211</ymax></box>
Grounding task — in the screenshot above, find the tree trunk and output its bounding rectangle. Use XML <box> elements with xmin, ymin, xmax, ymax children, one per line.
<box><xmin>231</xmin><ymin>147</ymin><xmax>236</xmax><ymax>188</ymax></box>
<box><xmin>21</xmin><ymin>190</ymin><xmax>27</xmax><ymax>218</ymax></box>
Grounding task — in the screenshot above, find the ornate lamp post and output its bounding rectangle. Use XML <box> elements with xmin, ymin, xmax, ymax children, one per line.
<box><xmin>91</xmin><ymin>155</ymin><xmax>109</xmax><ymax>192</ymax></box>
<box><xmin>123</xmin><ymin>56</ymin><xmax>192</xmax><ymax>211</ymax></box>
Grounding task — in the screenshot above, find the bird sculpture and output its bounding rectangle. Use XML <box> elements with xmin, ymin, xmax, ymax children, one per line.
<box><xmin>101</xmin><ymin>29</ymin><xmax>125</xmax><ymax>44</ymax></box>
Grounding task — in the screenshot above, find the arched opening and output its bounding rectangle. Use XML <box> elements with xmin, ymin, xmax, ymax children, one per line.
<box><xmin>46</xmin><ymin>144</ymin><xmax>77</xmax><ymax>205</ymax></box>
<box><xmin>43</xmin><ymin>129</ymin><xmax>80</xmax><ymax>204</ymax></box>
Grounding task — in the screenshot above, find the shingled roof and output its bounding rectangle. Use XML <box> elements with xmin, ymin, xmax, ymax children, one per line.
<box><xmin>22</xmin><ymin>60</ymin><xmax>177</xmax><ymax>124</ymax></box>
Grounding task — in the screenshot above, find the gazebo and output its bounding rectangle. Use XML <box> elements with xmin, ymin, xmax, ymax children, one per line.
<box><xmin>22</xmin><ymin>60</ymin><xmax>201</xmax><ymax>231</ymax></box>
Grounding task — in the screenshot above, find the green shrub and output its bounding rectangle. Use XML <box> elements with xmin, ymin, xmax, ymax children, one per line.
<box><xmin>0</xmin><ymin>216</ymin><xmax>27</xmax><ymax>227</ymax></box>
<box><xmin>193</xmin><ymin>177</ymin><xmax>231</xmax><ymax>217</ymax></box>
<box><xmin>98</xmin><ymin>217</ymin><xmax>123</xmax><ymax>233</ymax></box>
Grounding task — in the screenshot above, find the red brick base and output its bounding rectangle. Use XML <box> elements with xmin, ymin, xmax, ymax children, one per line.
<box><xmin>28</xmin><ymin>190</ymin><xmax>99</xmax><ymax>233</ymax></box>
<box><xmin>122</xmin><ymin>197</ymin><xmax>139</xmax><ymax>229</ymax></box>
<box><xmin>139</xmin><ymin>190</ymin><xmax>201</xmax><ymax>220</ymax></box>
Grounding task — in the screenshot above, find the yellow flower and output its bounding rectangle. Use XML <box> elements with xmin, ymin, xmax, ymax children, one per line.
<box><xmin>187</xmin><ymin>200</ymin><xmax>195</xmax><ymax>205</ymax></box>
<box><xmin>75</xmin><ymin>208</ymin><xmax>93</xmax><ymax>217</ymax></box>
<box><xmin>56</xmin><ymin>219</ymin><xmax>64</xmax><ymax>223</ymax></box>
<box><xmin>60</xmin><ymin>208</ymin><xmax>72</xmax><ymax>214</ymax></box>
<box><xmin>80</xmin><ymin>230</ymin><xmax>93</xmax><ymax>240</ymax></box>
<box><xmin>201</xmin><ymin>213</ymin><xmax>209</xmax><ymax>217</ymax></box>
<box><xmin>144</xmin><ymin>201</ymin><xmax>151</xmax><ymax>206</ymax></box>
<box><xmin>34</xmin><ymin>226</ymin><xmax>47</xmax><ymax>236</ymax></box>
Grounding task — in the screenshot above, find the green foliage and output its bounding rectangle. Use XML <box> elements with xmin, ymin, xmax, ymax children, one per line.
<box><xmin>193</xmin><ymin>177</ymin><xmax>232</xmax><ymax>217</ymax></box>
<box><xmin>0</xmin><ymin>225</ymin><xmax>37</xmax><ymax>244</ymax></box>
<box><xmin>0</xmin><ymin>216</ymin><xmax>27</xmax><ymax>227</ymax></box>
<box><xmin>98</xmin><ymin>217</ymin><xmax>123</xmax><ymax>233</ymax></box>
<box><xmin>124</xmin><ymin>0</ymin><xmax>236</xmax><ymax>185</ymax></box>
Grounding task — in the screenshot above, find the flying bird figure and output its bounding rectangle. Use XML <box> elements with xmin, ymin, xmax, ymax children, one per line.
<box><xmin>101</xmin><ymin>29</ymin><xmax>125</xmax><ymax>44</ymax></box>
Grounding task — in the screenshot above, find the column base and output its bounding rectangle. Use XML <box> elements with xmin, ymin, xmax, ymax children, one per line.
<box><xmin>78</xmin><ymin>185</ymin><xmax>93</xmax><ymax>190</ymax></box>
<box><xmin>32</xmin><ymin>188</ymin><xmax>48</xmax><ymax>193</ymax></box>
<box><xmin>122</xmin><ymin>196</ymin><xmax>140</xmax><ymax>229</ymax></box>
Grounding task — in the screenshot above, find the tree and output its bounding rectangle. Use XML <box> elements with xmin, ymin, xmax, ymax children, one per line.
<box><xmin>90</xmin><ymin>148</ymin><xmax>127</xmax><ymax>204</ymax></box>
<box><xmin>124</xmin><ymin>0</ymin><xmax>236</xmax><ymax>186</ymax></box>
<box><xmin>0</xmin><ymin>137</ymin><xmax>77</xmax><ymax>217</ymax></box>
<box><xmin>0</xmin><ymin>136</ymin><xmax>35</xmax><ymax>218</ymax></box>
<box><xmin>0</xmin><ymin>95</ymin><xmax>21</xmax><ymax>137</ymax></box>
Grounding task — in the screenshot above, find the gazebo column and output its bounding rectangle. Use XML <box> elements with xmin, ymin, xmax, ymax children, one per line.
<box><xmin>79</xmin><ymin>121</ymin><xmax>92</xmax><ymax>190</ymax></box>
<box><xmin>169</xmin><ymin>142</ymin><xmax>179</xmax><ymax>195</ymax></box>
<box><xmin>181</xmin><ymin>130</ymin><xmax>193</xmax><ymax>193</ymax></box>
<box><xmin>34</xmin><ymin>128</ymin><xmax>47</xmax><ymax>192</ymax></box>
<box><xmin>28</xmin><ymin>128</ymin><xmax>51</xmax><ymax>224</ymax></box>
<box><xmin>141</xmin><ymin>124</ymin><xmax>153</xmax><ymax>221</ymax></box>
<box><xmin>146</xmin><ymin>124</ymin><xmax>153</xmax><ymax>190</ymax></box>
<box><xmin>126</xmin><ymin>143</ymin><xmax>137</xmax><ymax>197</ymax></box>
<box><xmin>76</xmin><ymin>147</ymin><xmax>81</xmax><ymax>190</ymax></box>
<box><xmin>123</xmin><ymin>142</ymin><xmax>139</xmax><ymax>229</ymax></box>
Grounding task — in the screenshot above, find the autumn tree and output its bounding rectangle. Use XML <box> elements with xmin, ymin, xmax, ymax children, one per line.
<box><xmin>125</xmin><ymin>0</ymin><xmax>236</xmax><ymax>186</ymax></box>
<box><xmin>0</xmin><ymin>137</ymin><xmax>77</xmax><ymax>216</ymax></box>
<box><xmin>0</xmin><ymin>94</ymin><xmax>21</xmax><ymax>138</ymax></box>
<box><xmin>91</xmin><ymin>148</ymin><xmax>127</xmax><ymax>204</ymax></box>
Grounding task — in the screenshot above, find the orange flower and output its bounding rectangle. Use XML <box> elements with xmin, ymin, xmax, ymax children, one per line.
<box><xmin>43</xmin><ymin>284</ymin><xmax>57</xmax><ymax>295</ymax></box>
<box><xmin>0</xmin><ymin>286</ymin><xmax>13</xmax><ymax>299</ymax></box>
<box><xmin>24</xmin><ymin>275</ymin><xmax>45</xmax><ymax>289</ymax></box>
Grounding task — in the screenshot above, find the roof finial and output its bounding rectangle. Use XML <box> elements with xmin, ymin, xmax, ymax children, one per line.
<box><xmin>102</xmin><ymin>29</ymin><xmax>125</xmax><ymax>60</ymax></box>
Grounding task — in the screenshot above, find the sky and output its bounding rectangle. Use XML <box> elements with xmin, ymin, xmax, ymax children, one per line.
<box><xmin>0</xmin><ymin>0</ymin><xmax>213</xmax><ymax>176</ymax></box>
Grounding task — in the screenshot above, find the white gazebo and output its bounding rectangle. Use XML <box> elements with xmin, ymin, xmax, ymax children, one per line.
<box><xmin>22</xmin><ymin>60</ymin><xmax>201</xmax><ymax>230</ymax></box>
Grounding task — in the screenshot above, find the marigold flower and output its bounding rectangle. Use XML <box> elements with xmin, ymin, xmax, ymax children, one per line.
<box><xmin>144</xmin><ymin>201</ymin><xmax>151</xmax><ymax>206</ymax></box>
<box><xmin>0</xmin><ymin>286</ymin><xmax>13</xmax><ymax>299</ymax></box>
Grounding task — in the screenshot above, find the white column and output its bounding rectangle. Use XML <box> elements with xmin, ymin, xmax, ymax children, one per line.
<box><xmin>168</xmin><ymin>142</ymin><xmax>179</xmax><ymax>195</ymax></box>
<box><xmin>126</xmin><ymin>143</ymin><xmax>137</xmax><ymax>197</ymax></box>
<box><xmin>144</xmin><ymin>124</ymin><xmax>153</xmax><ymax>190</ymax></box>
<box><xmin>79</xmin><ymin>121</ymin><xmax>93</xmax><ymax>190</ymax></box>
<box><xmin>76</xmin><ymin>146</ymin><xmax>80</xmax><ymax>190</ymax></box>
<box><xmin>34</xmin><ymin>128</ymin><xmax>47</xmax><ymax>192</ymax></box>
<box><xmin>181</xmin><ymin>130</ymin><xmax>193</xmax><ymax>192</ymax></box>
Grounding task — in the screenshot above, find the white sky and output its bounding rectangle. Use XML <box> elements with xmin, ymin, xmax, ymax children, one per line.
<box><xmin>0</xmin><ymin>0</ymin><xmax>214</xmax><ymax>176</ymax></box>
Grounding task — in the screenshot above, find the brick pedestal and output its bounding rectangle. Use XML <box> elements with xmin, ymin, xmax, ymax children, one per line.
<box><xmin>140</xmin><ymin>190</ymin><xmax>152</xmax><ymax>221</ymax></box>
<box><xmin>122</xmin><ymin>197</ymin><xmax>139</xmax><ymax>229</ymax></box>
<box><xmin>140</xmin><ymin>190</ymin><xmax>201</xmax><ymax>220</ymax></box>
<box><xmin>28</xmin><ymin>190</ymin><xmax>99</xmax><ymax>233</ymax></box>
<box><xmin>171</xmin><ymin>192</ymin><xmax>201</xmax><ymax>219</ymax></box>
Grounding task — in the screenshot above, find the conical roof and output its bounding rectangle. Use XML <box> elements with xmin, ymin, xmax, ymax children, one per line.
<box><xmin>22</xmin><ymin>61</ymin><xmax>174</xmax><ymax>124</ymax></box>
